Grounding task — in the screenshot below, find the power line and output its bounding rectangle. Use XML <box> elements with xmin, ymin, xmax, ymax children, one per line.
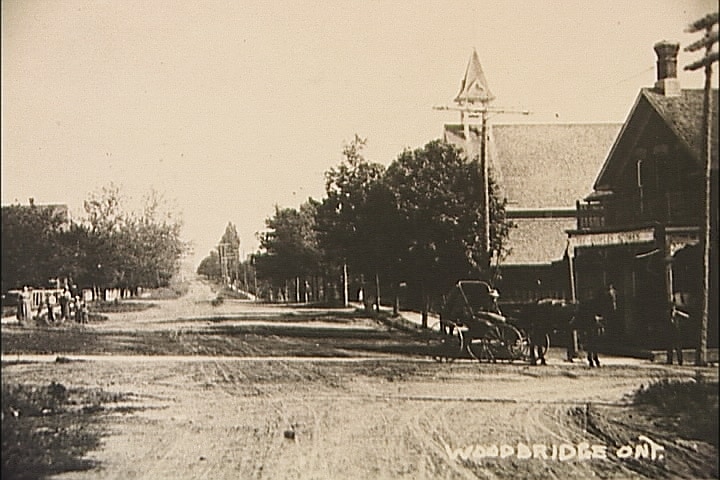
<box><xmin>588</xmin><ymin>65</ymin><xmax>656</xmax><ymax>96</ymax></box>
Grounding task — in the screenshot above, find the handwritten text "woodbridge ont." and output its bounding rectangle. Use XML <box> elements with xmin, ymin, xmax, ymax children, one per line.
<box><xmin>443</xmin><ymin>435</ymin><xmax>665</xmax><ymax>463</ymax></box>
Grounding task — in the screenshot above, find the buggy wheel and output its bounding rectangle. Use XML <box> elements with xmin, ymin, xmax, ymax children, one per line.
<box><xmin>426</xmin><ymin>321</ymin><xmax>462</xmax><ymax>362</ymax></box>
<box><xmin>480</xmin><ymin>323</ymin><xmax>524</xmax><ymax>362</ymax></box>
<box><xmin>517</xmin><ymin>330</ymin><xmax>532</xmax><ymax>359</ymax></box>
<box><xmin>466</xmin><ymin>337</ymin><xmax>492</xmax><ymax>362</ymax></box>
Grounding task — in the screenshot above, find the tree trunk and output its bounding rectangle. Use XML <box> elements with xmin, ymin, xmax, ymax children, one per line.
<box><xmin>393</xmin><ymin>284</ymin><xmax>399</xmax><ymax>317</ymax></box>
<box><xmin>421</xmin><ymin>282</ymin><xmax>429</xmax><ymax>329</ymax></box>
<box><xmin>342</xmin><ymin>263</ymin><xmax>349</xmax><ymax>307</ymax></box>
<box><xmin>374</xmin><ymin>272</ymin><xmax>381</xmax><ymax>312</ymax></box>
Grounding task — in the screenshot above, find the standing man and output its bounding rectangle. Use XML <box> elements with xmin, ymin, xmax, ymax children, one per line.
<box><xmin>581</xmin><ymin>290</ymin><xmax>605</xmax><ymax>367</ymax></box>
<box><xmin>59</xmin><ymin>287</ymin><xmax>72</xmax><ymax>321</ymax></box>
<box><xmin>21</xmin><ymin>287</ymin><xmax>32</xmax><ymax>323</ymax></box>
<box><xmin>585</xmin><ymin>314</ymin><xmax>605</xmax><ymax>368</ymax></box>
<box><xmin>529</xmin><ymin>303</ymin><xmax>549</xmax><ymax>366</ymax></box>
<box><xmin>666</xmin><ymin>304</ymin><xmax>689</xmax><ymax>365</ymax></box>
<box><xmin>15</xmin><ymin>290</ymin><xmax>24</xmax><ymax>322</ymax></box>
<box><xmin>45</xmin><ymin>292</ymin><xmax>57</xmax><ymax>323</ymax></box>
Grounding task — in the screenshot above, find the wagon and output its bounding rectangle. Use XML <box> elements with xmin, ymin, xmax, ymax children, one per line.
<box><xmin>427</xmin><ymin>280</ymin><xmax>548</xmax><ymax>363</ymax></box>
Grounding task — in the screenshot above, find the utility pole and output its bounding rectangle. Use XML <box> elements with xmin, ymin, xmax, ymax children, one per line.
<box><xmin>434</xmin><ymin>49</ymin><xmax>529</xmax><ymax>276</ymax></box>
<box><xmin>685</xmin><ymin>11</ymin><xmax>718</xmax><ymax>367</ymax></box>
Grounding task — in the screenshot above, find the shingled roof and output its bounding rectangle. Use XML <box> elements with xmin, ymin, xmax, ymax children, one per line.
<box><xmin>595</xmin><ymin>88</ymin><xmax>719</xmax><ymax>189</ymax></box>
<box><xmin>503</xmin><ymin>217</ymin><xmax>575</xmax><ymax>265</ymax></box>
<box><xmin>443</xmin><ymin>122</ymin><xmax>620</xmax><ymax>265</ymax></box>
<box><xmin>444</xmin><ymin>123</ymin><xmax>621</xmax><ymax>209</ymax></box>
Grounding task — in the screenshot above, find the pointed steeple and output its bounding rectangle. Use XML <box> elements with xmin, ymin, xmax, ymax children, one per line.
<box><xmin>454</xmin><ymin>49</ymin><xmax>495</xmax><ymax>105</ymax></box>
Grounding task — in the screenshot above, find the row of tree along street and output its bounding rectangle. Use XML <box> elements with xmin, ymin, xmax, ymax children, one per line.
<box><xmin>1</xmin><ymin>184</ymin><xmax>187</xmax><ymax>296</ymax></box>
<box><xmin>198</xmin><ymin>136</ymin><xmax>513</xmax><ymax>324</ymax></box>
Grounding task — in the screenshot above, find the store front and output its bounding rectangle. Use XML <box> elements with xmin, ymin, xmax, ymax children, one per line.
<box><xmin>567</xmin><ymin>226</ymin><xmax>703</xmax><ymax>348</ymax></box>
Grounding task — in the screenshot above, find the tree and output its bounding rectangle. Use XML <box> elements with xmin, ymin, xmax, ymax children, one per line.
<box><xmin>218</xmin><ymin>222</ymin><xmax>241</xmax><ymax>283</ymax></box>
<box><xmin>255</xmin><ymin>200</ymin><xmax>322</xmax><ymax>301</ymax></box>
<box><xmin>1</xmin><ymin>185</ymin><xmax>186</xmax><ymax>294</ymax></box>
<box><xmin>197</xmin><ymin>250</ymin><xmax>222</xmax><ymax>279</ymax></box>
<box><xmin>1</xmin><ymin>202</ymin><xmax>68</xmax><ymax>291</ymax></box>
<box><xmin>78</xmin><ymin>184</ymin><xmax>187</xmax><ymax>290</ymax></box>
<box><xmin>384</xmin><ymin>139</ymin><xmax>511</xmax><ymax>325</ymax></box>
<box><xmin>315</xmin><ymin>135</ymin><xmax>397</xmax><ymax>308</ymax></box>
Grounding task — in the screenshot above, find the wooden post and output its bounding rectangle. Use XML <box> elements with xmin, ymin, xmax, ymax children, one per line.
<box><xmin>342</xmin><ymin>263</ymin><xmax>349</xmax><ymax>307</ymax></box>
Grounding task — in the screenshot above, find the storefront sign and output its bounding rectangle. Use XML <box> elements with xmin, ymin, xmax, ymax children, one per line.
<box><xmin>569</xmin><ymin>228</ymin><xmax>655</xmax><ymax>249</ymax></box>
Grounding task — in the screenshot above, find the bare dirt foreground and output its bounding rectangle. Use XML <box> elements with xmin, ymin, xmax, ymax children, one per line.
<box><xmin>2</xmin><ymin>278</ymin><xmax>718</xmax><ymax>480</ymax></box>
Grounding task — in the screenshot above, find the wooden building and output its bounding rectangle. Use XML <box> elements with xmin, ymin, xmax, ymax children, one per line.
<box><xmin>567</xmin><ymin>41</ymin><xmax>719</xmax><ymax>348</ymax></box>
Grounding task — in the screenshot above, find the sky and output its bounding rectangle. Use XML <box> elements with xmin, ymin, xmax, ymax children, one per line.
<box><xmin>2</xmin><ymin>0</ymin><xmax>717</xmax><ymax>267</ymax></box>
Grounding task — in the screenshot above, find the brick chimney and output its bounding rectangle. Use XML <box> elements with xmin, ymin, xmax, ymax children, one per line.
<box><xmin>653</xmin><ymin>41</ymin><xmax>681</xmax><ymax>97</ymax></box>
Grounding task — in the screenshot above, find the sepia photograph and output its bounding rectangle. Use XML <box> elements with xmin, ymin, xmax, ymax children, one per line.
<box><xmin>2</xmin><ymin>1</ymin><xmax>718</xmax><ymax>478</ymax></box>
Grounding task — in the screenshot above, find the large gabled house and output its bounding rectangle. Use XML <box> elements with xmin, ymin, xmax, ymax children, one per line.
<box><xmin>567</xmin><ymin>41</ymin><xmax>718</xmax><ymax>348</ymax></box>
<box><xmin>441</xmin><ymin>50</ymin><xmax>621</xmax><ymax>302</ymax></box>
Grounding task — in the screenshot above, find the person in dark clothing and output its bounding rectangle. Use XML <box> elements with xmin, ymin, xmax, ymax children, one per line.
<box><xmin>581</xmin><ymin>294</ymin><xmax>603</xmax><ymax>366</ymax></box>
<box><xmin>565</xmin><ymin>308</ymin><xmax>579</xmax><ymax>363</ymax></box>
<box><xmin>529</xmin><ymin>333</ymin><xmax>548</xmax><ymax>366</ymax></box>
<box><xmin>666</xmin><ymin>305</ymin><xmax>689</xmax><ymax>365</ymax></box>
<box><xmin>528</xmin><ymin>305</ymin><xmax>550</xmax><ymax>366</ymax></box>
<box><xmin>585</xmin><ymin>314</ymin><xmax>605</xmax><ymax>367</ymax></box>
<box><xmin>45</xmin><ymin>292</ymin><xmax>57</xmax><ymax>323</ymax></box>
<box><xmin>59</xmin><ymin>287</ymin><xmax>72</xmax><ymax>320</ymax></box>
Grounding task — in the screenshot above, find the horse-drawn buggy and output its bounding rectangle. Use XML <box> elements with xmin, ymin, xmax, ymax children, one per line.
<box><xmin>426</xmin><ymin>280</ymin><xmax>550</xmax><ymax>363</ymax></box>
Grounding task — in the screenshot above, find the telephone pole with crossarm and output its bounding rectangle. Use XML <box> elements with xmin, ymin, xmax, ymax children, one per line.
<box><xmin>434</xmin><ymin>49</ymin><xmax>530</xmax><ymax>277</ymax></box>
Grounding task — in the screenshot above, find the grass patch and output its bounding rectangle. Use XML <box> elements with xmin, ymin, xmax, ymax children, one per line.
<box><xmin>2</xmin><ymin>382</ymin><xmax>135</xmax><ymax>479</ymax></box>
<box><xmin>633</xmin><ymin>373</ymin><xmax>719</xmax><ymax>446</ymax></box>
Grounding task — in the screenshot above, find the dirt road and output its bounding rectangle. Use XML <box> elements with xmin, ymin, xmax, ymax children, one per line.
<box><xmin>2</xmin><ymin>278</ymin><xmax>717</xmax><ymax>479</ymax></box>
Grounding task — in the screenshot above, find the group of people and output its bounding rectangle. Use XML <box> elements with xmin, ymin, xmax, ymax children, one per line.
<box><xmin>15</xmin><ymin>285</ymin><xmax>89</xmax><ymax>324</ymax></box>
<box><xmin>564</xmin><ymin>283</ymin><xmax>691</xmax><ymax>367</ymax></box>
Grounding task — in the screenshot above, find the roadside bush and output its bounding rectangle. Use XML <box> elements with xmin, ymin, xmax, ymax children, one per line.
<box><xmin>141</xmin><ymin>280</ymin><xmax>190</xmax><ymax>300</ymax></box>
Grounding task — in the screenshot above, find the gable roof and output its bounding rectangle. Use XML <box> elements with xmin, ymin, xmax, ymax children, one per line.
<box><xmin>444</xmin><ymin>123</ymin><xmax>621</xmax><ymax>209</ymax></box>
<box><xmin>595</xmin><ymin>88</ymin><xmax>719</xmax><ymax>189</ymax></box>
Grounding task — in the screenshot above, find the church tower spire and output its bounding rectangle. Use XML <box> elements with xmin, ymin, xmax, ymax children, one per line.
<box><xmin>454</xmin><ymin>49</ymin><xmax>495</xmax><ymax>106</ymax></box>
